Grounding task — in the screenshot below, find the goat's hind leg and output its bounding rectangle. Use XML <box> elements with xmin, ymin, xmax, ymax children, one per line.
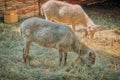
<box><xmin>23</xmin><ymin>40</ymin><xmax>31</xmax><ymax>65</ymax></box>
<box><xmin>58</xmin><ymin>49</ymin><xmax>63</xmax><ymax>66</ymax></box>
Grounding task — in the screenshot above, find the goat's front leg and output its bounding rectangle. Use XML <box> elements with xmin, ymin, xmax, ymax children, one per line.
<box><xmin>64</xmin><ymin>53</ymin><xmax>67</xmax><ymax>66</ymax></box>
<box><xmin>72</xmin><ymin>23</ymin><xmax>76</xmax><ymax>31</ymax></box>
<box><xmin>23</xmin><ymin>41</ymin><xmax>31</xmax><ymax>65</ymax></box>
<box><xmin>75</xmin><ymin>52</ymin><xmax>81</xmax><ymax>64</ymax></box>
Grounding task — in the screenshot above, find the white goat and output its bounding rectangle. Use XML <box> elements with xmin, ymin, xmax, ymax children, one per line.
<box><xmin>41</xmin><ymin>0</ymin><xmax>100</xmax><ymax>38</ymax></box>
<box><xmin>20</xmin><ymin>17</ymin><xmax>96</xmax><ymax>66</ymax></box>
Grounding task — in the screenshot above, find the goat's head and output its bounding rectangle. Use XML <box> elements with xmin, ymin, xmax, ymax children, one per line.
<box><xmin>85</xmin><ymin>25</ymin><xmax>101</xmax><ymax>38</ymax></box>
<box><xmin>80</xmin><ymin>49</ymin><xmax>96</xmax><ymax>66</ymax></box>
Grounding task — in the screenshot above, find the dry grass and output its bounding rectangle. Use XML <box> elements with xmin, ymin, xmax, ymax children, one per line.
<box><xmin>0</xmin><ymin>5</ymin><xmax>120</xmax><ymax>80</ymax></box>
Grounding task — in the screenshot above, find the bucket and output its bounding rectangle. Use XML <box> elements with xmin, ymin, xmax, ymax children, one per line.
<box><xmin>4</xmin><ymin>9</ymin><xmax>18</xmax><ymax>23</ymax></box>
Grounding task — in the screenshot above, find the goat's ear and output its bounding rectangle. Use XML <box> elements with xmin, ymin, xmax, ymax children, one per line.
<box><xmin>93</xmin><ymin>25</ymin><xmax>100</xmax><ymax>29</ymax></box>
<box><xmin>96</xmin><ymin>25</ymin><xmax>102</xmax><ymax>30</ymax></box>
<box><xmin>96</xmin><ymin>25</ymin><xmax>100</xmax><ymax>27</ymax></box>
<box><xmin>93</xmin><ymin>25</ymin><xmax>101</xmax><ymax>30</ymax></box>
<box><xmin>88</xmin><ymin>49</ymin><xmax>96</xmax><ymax>58</ymax></box>
<box><xmin>88</xmin><ymin>52</ymin><xmax>93</xmax><ymax>57</ymax></box>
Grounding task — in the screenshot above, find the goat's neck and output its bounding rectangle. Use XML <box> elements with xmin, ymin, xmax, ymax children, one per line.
<box><xmin>84</xmin><ymin>13</ymin><xmax>95</xmax><ymax>27</ymax></box>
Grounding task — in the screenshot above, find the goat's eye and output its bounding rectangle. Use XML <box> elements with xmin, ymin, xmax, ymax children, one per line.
<box><xmin>92</xmin><ymin>57</ymin><xmax>95</xmax><ymax>60</ymax></box>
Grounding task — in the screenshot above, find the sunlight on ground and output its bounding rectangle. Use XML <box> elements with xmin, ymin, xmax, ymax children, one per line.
<box><xmin>76</xmin><ymin>29</ymin><xmax>120</xmax><ymax>57</ymax></box>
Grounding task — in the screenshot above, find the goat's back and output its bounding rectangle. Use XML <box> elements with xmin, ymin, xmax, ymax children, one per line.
<box><xmin>41</xmin><ymin>1</ymin><xmax>89</xmax><ymax>26</ymax></box>
<box><xmin>20</xmin><ymin>17</ymin><xmax>79</xmax><ymax>50</ymax></box>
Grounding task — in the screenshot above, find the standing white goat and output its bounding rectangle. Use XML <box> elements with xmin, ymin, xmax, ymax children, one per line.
<box><xmin>41</xmin><ymin>0</ymin><xmax>100</xmax><ymax>38</ymax></box>
<box><xmin>20</xmin><ymin>17</ymin><xmax>96</xmax><ymax>66</ymax></box>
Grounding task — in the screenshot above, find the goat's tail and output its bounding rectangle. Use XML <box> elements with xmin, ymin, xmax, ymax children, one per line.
<box><xmin>19</xmin><ymin>27</ymin><xmax>22</xmax><ymax>36</ymax></box>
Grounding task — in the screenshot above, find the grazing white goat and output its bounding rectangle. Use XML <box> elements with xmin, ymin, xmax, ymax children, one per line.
<box><xmin>20</xmin><ymin>17</ymin><xmax>96</xmax><ymax>66</ymax></box>
<box><xmin>41</xmin><ymin>0</ymin><xmax>100</xmax><ymax>38</ymax></box>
